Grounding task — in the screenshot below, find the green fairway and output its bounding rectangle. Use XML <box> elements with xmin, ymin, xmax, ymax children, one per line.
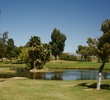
<box><xmin>0</xmin><ymin>61</ymin><xmax>110</xmax><ymax>74</ymax></box>
<box><xmin>0</xmin><ymin>61</ymin><xmax>110</xmax><ymax>100</ymax></box>
<box><xmin>46</xmin><ymin>60</ymin><xmax>110</xmax><ymax>70</ymax></box>
<box><xmin>0</xmin><ymin>63</ymin><xmax>26</xmax><ymax>74</ymax></box>
<box><xmin>0</xmin><ymin>79</ymin><xmax>110</xmax><ymax>100</ymax></box>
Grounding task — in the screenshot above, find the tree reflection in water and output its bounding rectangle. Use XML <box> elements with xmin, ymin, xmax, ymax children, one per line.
<box><xmin>0</xmin><ymin>69</ymin><xmax>110</xmax><ymax>80</ymax></box>
<box><xmin>30</xmin><ymin>70</ymin><xmax>110</xmax><ymax>80</ymax></box>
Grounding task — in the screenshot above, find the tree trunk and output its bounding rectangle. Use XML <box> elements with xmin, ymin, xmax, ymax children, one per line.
<box><xmin>33</xmin><ymin>61</ymin><xmax>36</xmax><ymax>69</ymax></box>
<box><xmin>55</xmin><ymin>55</ymin><xmax>57</xmax><ymax>60</ymax></box>
<box><xmin>97</xmin><ymin>72</ymin><xmax>102</xmax><ymax>90</ymax></box>
<box><xmin>30</xmin><ymin>62</ymin><xmax>34</xmax><ymax>69</ymax></box>
<box><xmin>81</xmin><ymin>55</ymin><xmax>83</xmax><ymax>61</ymax></box>
<box><xmin>96</xmin><ymin>61</ymin><xmax>105</xmax><ymax>90</ymax></box>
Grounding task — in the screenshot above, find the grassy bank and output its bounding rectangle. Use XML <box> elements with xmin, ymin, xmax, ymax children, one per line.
<box><xmin>46</xmin><ymin>60</ymin><xmax>110</xmax><ymax>70</ymax></box>
<box><xmin>0</xmin><ymin>63</ymin><xmax>26</xmax><ymax>73</ymax></box>
<box><xmin>0</xmin><ymin>61</ymin><xmax>110</xmax><ymax>73</ymax></box>
<box><xmin>0</xmin><ymin>79</ymin><xmax>110</xmax><ymax>100</ymax></box>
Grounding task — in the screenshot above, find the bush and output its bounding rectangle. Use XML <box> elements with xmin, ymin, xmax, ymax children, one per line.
<box><xmin>86</xmin><ymin>56</ymin><xmax>92</xmax><ymax>61</ymax></box>
<box><xmin>59</xmin><ymin>53</ymin><xmax>77</xmax><ymax>61</ymax></box>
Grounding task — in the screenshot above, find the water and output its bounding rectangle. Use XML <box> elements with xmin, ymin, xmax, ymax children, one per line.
<box><xmin>0</xmin><ymin>68</ymin><xmax>110</xmax><ymax>80</ymax></box>
<box><xmin>31</xmin><ymin>70</ymin><xmax>110</xmax><ymax>80</ymax></box>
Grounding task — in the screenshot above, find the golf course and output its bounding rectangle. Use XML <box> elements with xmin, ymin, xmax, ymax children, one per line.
<box><xmin>0</xmin><ymin>61</ymin><xmax>110</xmax><ymax>100</ymax></box>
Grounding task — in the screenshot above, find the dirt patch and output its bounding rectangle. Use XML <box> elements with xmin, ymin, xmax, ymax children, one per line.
<box><xmin>30</xmin><ymin>68</ymin><xmax>48</xmax><ymax>72</ymax></box>
<box><xmin>10</xmin><ymin>77</ymin><xmax>27</xmax><ymax>80</ymax></box>
<box><xmin>84</xmin><ymin>88</ymin><xmax>94</xmax><ymax>91</ymax></box>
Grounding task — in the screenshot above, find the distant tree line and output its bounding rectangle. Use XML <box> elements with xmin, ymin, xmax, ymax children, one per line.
<box><xmin>59</xmin><ymin>53</ymin><xmax>77</xmax><ymax>61</ymax></box>
<box><xmin>76</xmin><ymin>38</ymin><xmax>97</xmax><ymax>62</ymax></box>
<box><xmin>0</xmin><ymin>32</ymin><xmax>20</xmax><ymax>62</ymax></box>
<box><xmin>0</xmin><ymin>28</ymin><xmax>67</xmax><ymax>69</ymax></box>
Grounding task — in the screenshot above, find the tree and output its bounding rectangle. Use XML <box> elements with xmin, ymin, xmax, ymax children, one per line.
<box><xmin>50</xmin><ymin>28</ymin><xmax>66</xmax><ymax>60</ymax></box>
<box><xmin>59</xmin><ymin>53</ymin><xmax>77</xmax><ymax>61</ymax></box>
<box><xmin>27</xmin><ymin>36</ymin><xmax>41</xmax><ymax>47</ymax></box>
<box><xmin>77</xmin><ymin>38</ymin><xmax>98</xmax><ymax>62</ymax></box>
<box><xmin>41</xmin><ymin>43</ymin><xmax>51</xmax><ymax>67</ymax></box>
<box><xmin>27</xmin><ymin>36</ymin><xmax>51</xmax><ymax>69</ymax></box>
<box><xmin>0</xmin><ymin>42</ymin><xmax>7</xmax><ymax>58</ymax></box>
<box><xmin>27</xmin><ymin>36</ymin><xmax>42</xmax><ymax>69</ymax></box>
<box><xmin>87</xmin><ymin>38</ymin><xmax>98</xmax><ymax>56</ymax></box>
<box><xmin>0</xmin><ymin>32</ymin><xmax>8</xmax><ymax>59</ymax></box>
<box><xmin>18</xmin><ymin>47</ymin><xmax>29</xmax><ymax>63</ymax></box>
<box><xmin>14</xmin><ymin>46</ymin><xmax>22</xmax><ymax>58</ymax></box>
<box><xmin>76</xmin><ymin>45</ymin><xmax>90</xmax><ymax>61</ymax></box>
<box><xmin>6</xmin><ymin>38</ymin><xmax>15</xmax><ymax>62</ymax></box>
<box><xmin>0</xmin><ymin>31</ymin><xmax>8</xmax><ymax>44</ymax></box>
<box><xmin>96</xmin><ymin>19</ymin><xmax>110</xmax><ymax>89</ymax></box>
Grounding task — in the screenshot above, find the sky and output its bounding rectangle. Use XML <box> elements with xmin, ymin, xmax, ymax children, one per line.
<box><xmin>0</xmin><ymin>0</ymin><xmax>110</xmax><ymax>53</ymax></box>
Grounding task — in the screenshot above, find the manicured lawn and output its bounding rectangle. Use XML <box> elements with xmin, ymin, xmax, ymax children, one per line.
<box><xmin>0</xmin><ymin>61</ymin><xmax>110</xmax><ymax>100</ymax></box>
<box><xmin>0</xmin><ymin>63</ymin><xmax>26</xmax><ymax>73</ymax></box>
<box><xmin>0</xmin><ymin>79</ymin><xmax>110</xmax><ymax>100</ymax></box>
<box><xmin>0</xmin><ymin>61</ymin><xmax>110</xmax><ymax>73</ymax></box>
<box><xmin>46</xmin><ymin>60</ymin><xmax>110</xmax><ymax>70</ymax></box>
<box><xmin>0</xmin><ymin>63</ymin><xmax>26</xmax><ymax>68</ymax></box>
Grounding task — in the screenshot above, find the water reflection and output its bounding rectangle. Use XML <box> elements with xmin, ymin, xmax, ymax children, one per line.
<box><xmin>0</xmin><ymin>68</ymin><xmax>110</xmax><ymax>80</ymax></box>
<box><xmin>30</xmin><ymin>70</ymin><xmax>110</xmax><ymax>80</ymax></box>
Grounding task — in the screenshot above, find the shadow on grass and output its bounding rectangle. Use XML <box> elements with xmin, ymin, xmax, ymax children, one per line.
<box><xmin>0</xmin><ymin>80</ymin><xmax>5</xmax><ymax>82</ymax></box>
<box><xmin>78</xmin><ymin>82</ymin><xmax>110</xmax><ymax>90</ymax></box>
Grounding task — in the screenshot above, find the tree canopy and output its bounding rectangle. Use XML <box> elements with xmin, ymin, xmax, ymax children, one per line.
<box><xmin>0</xmin><ymin>31</ymin><xmax>8</xmax><ymax>44</ymax></box>
<box><xmin>97</xmin><ymin>19</ymin><xmax>110</xmax><ymax>73</ymax></box>
<box><xmin>27</xmin><ymin>36</ymin><xmax>51</xmax><ymax>69</ymax></box>
<box><xmin>6</xmin><ymin>38</ymin><xmax>15</xmax><ymax>59</ymax></box>
<box><xmin>50</xmin><ymin>28</ymin><xmax>66</xmax><ymax>60</ymax></box>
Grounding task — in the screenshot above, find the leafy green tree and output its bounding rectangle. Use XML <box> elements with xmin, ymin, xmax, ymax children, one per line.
<box><xmin>77</xmin><ymin>38</ymin><xmax>98</xmax><ymax>62</ymax></box>
<box><xmin>18</xmin><ymin>47</ymin><xmax>29</xmax><ymax>63</ymax></box>
<box><xmin>86</xmin><ymin>19</ymin><xmax>110</xmax><ymax>89</ymax></box>
<box><xmin>59</xmin><ymin>53</ymin><xmax>69</xmax><ymax>60</ymax></box>
<box><xmin>96</xmin><ymin>19</ymin><xmax>110</xmax><ymax>89</ymax></box>
<box><xmin>87</xmin><ymin>38</ymin><xmax>98</xmax><ymax>56</ymax></box>
<box><xmin>101</xmin><ymin>19</ymin><xmax>110</xmax><ymax>33</ymax></box>
<box><xmin>3</xmin><ymin>32</ymin><xmax>8</xmax><ymax>43</ymax></box>
<box><xmin>59</xmin><ymin>53</ymin><xmax>77</xmax><ymax>61</ymax></box>
<box><xmin>76</xmin><ymin>19</ymin><xmax>110</xmax><ymax>89</ymax></box>
<box><xmin>0</xmin><ymin>31</ymin><xmax>8</xmax><ymax>44</ymax></box>
<box><xmin>6</xmin><ymin>38</ymin><xmax>15</xmax><ymax>62</ymax></box>
<box><xmin>76</xmin><ymin>45</ymin><xmax>90</xmax><ymax>61</ymax></box>
<box><xmin>0</xmin><ymin>32</ymin><xmax>8</xmax><ymax>59</ymax></box>
<box><xmin>50</xmin><ymin>28</ymin><xmax>66</xmax><ymax>60</ymax></box>
<box><xmin>14</xmin><ymin>46</ymin><xmax>22</xmax><ymax>58</ymax></box>
<box><xmin>0</xmin><ymin>42</ymin><xmax>7</xmax><ymax>58</ymax></box>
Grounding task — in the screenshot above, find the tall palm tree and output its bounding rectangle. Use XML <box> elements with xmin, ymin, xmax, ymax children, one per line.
<box><xmin>28</xmin><ymin>36</ymin><xmax>41</xmax><ymax>47</ymax></box>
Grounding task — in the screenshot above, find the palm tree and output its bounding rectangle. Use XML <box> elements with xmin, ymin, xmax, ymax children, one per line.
<box><xmin>27</xmin><ymin>36</ymin><xmax>51</xmax><ymax>70</ymax></box>
<box><xmin>28</xmin><ymin>36</ymin><xmax>41</xmax><ymax>47</ymax></box>
<box><xmin>27</xmin><ymin>36</ymin><xmax>41</xmax><ymax>69</ymax></box>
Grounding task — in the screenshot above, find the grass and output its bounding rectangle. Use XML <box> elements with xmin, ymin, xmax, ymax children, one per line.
<box><xmin>0</xmin><ymin>62</ymin><xmax>26</xmax><ymax>74</ymax></box>
<box><xmin>46</xmin><ymin>60</ymin><xmax>110</xmax><ymax>70</ymax></box>
<box><xmin>0</xmin><ymin>61</ymin><xmax>110</xmax><ymax>100</ymax></box>
<box><xmin>0</xmin><ymin>79</ymin><xmax>110</xmax><ymax>100</ymax></box>
<box><xmin>0</xmin><ymin>60</ymin><xmax>110</xmax><ymax>73</ymax></box>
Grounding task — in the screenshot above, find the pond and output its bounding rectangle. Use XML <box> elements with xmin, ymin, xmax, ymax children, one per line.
<box><xmin>0</xmin><ymin>68</ymin><xmax>110</xmax><ymax>80</ymax></box>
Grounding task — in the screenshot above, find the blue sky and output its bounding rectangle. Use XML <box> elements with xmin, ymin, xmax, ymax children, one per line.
<box><xmin>0</xmin><ymin>0</ymin><xmax>110</xmax><ymax>52</ymax></box>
